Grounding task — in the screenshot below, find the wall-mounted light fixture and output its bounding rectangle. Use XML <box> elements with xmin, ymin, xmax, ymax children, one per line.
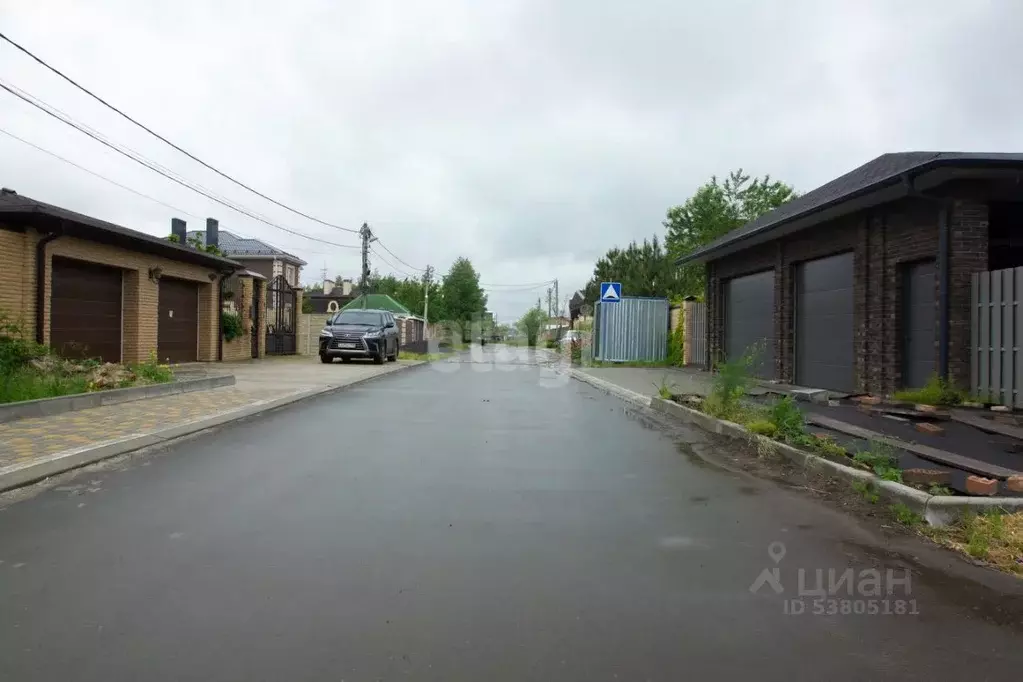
<box><xmin>148</xmin><ymin>267</ymin><xmax>163</xmax><ymax>282</ymax></box>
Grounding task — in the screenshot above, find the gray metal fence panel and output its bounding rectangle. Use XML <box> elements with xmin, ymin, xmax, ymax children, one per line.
<box><xmin>972</xmin><ymin>267</ymin><xmax>1023</xmax><ymax>407</ymax></box>
<box><xmin>594</xmin><ymin>297</ymin><xmax>668</xmax><ymax>362</ymax></box>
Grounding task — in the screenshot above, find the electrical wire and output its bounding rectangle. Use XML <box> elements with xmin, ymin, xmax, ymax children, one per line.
<box><xmin>0</xmin><ymin>79</ymin><xmax>361</xmax><ymax>250</ymax></box>
<box><xmin>373</xmin><ymin>238</ymin><xmax>426</xmax><ymax>272</ymax></box>
<box><xmin>370</xmin><ymin>247</ymin><xmax>420</xmax><ymax>279</ymax></box>
<box><xmin>0</xmin><ymin>126</ymin><xmax>201</xmax><ymax>219</ymax></box>
<box><xmin>0</xmin><ymin>30</ymin><xmax>359</xmax><ymax>234</ymax></box>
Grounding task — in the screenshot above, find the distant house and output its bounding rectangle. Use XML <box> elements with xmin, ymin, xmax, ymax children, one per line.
<box><xmin>187</xmin><ymin>228</ymin><xmax>306</xmax><ymax>287</ymax></box>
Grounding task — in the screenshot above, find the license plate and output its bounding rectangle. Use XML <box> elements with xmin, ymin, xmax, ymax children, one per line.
<box><xmin>338</xmin><ymin>342</ymin><xmax>358</xmax><ymax>349</ymax></box>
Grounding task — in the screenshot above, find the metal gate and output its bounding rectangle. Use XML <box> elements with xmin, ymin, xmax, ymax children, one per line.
<box><xmin>265</xmin><ymin>275</ymin><xmax>296</xmax><ymax>355</ymax></box>
<box><xmin>251</xmin><ymin>279</ymin><xmax>262</xmax><ymax>358</ymax></box>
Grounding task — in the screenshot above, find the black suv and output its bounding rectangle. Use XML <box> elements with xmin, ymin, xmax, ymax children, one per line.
<box><xmin>319</xmin><ymin>309</ymin><xmax>400</xmax><ymax>364</ymax></box>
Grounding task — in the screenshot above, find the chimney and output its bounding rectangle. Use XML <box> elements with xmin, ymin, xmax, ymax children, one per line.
<box><xmin>171</xmin><ymin>217</ymin><xmax>187</xmax><ymax>244</ymax></box>
<box><xmin>323</xmin><ymin>279</ymin><xmax>335</xmax><ymax>295</ymax></box>
<box><xmin>205</xmin><ymin>217</ymin><xmax>219</xmax><ymax>249</ymax></box>
<box><xmin>0</xmin><ymin>187</ymin><xmax>17</xmax><ymax>195</ymax></box>
<box><xmin>341</xmin><ymin>279</ymin><xmax>353</xmax><ymax>296</ymax></box>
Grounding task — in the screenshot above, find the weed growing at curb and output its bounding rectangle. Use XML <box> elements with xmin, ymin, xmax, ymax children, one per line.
<box><xmin>852</xmin><ymin>441</ymin><xmax>902</xmax><ymax>482</ymax></box>
<box><xmin>890</xmin><ymin>502</ymin><xmax>924</xmax><ymax>526</ymax></box>
<box><xmin>852</xmin><ymin>480</ymin><xmax>880</xmax><ymax>504</ymax></box>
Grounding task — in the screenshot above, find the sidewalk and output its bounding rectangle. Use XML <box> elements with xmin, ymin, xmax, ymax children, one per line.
<box><xmin>577</xmin><ymin>366</ymin><xmax>713</xmax><ymax>398</ymax></box>
<box><xmin>0</xmin><ymin>357</ymin><xmax>421</xmax><ymax>491</ymax></box>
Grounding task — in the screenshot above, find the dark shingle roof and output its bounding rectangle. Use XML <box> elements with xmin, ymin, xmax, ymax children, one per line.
<box><xmin>0</xmin><ymin>190</ymin><xmax>241</xmax><ymax>269</ymax></box>
<box><xmin>677</xmin><ymin>151</ymin><xmax>1023</xmax><ymax>264</ymax></box>
<box><xmin>186</xmin><ymin>229</ymin><xmax>307</xmax><ymax>265</ymax></box>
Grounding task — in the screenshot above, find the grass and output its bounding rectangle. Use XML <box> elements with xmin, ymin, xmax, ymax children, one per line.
<box><xmin>893</xmin><ymin>373</ymin><xmax>973</xmax><ymax>407</ymax></box>
<box><xmin>400</xmin><ymin>351</ymin><xmax>446</xmax><ymax>362</ymax></box>
<box><xmin>654</xmin><ymin>375</ymin><xmax>675</xmax><ymax>400</ymax></box>
<box><xmin>0</xmin><ymin>366</ymin><xmax>91</xmax><ymax>404</ymax></box>
<box><xmin>590</xmin><ymin>359</ymin><xmax>673</xmax><ymax>368</ymax></box>
<box><xmin>852</xmin><ymin>480</ymin><xmax>880</xmax><ymax>504</ymax></box>
<box><xmin>890</xmin><ymin>502</ymin><xmax>924</xmax><ymax>526</ymax></box>
<box><xmin>926</xmin><ymin>510</ymin><xmax>1023</xmax><ymax>575</ymax></box>
<box><xmin>851</xmin><ymin>441</ymin><xmax>902</xmax><ymax>482</ymax></box>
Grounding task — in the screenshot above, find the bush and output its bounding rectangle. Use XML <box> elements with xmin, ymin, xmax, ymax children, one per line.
<box><xmin>221</xmin><ymin>312</ymin><xmax>244</xmax><ymax>342</ymax></box>
<box><xmin>131</xmin><ymin>351</ymin><xmax>174</xmax><ymax>384</ymax></box>
<box><xmin>545</xmin><ymin>339</ymin><xmax>558</xmax><ymax>349</ymax></box>
<box><xmin>570</xmin><ymin>339</ymin><xmax>582</xmax><ymax>365</ymax></box>
<box><xmin>852</xmin><ymin>441</ymin><xmax>901</xmax><ymax>481</ymax></box>
<box><xmin>0</xmin><ymin>312</ymin><xmax>46</xmax><ymax>375</ymax></box>
<box><xmin>667</xmin><ymin>320</ymin><xmax>684</xmax><ymax>367</ymax></box>
<box><xmin>769</xmin><ymin>396</ymin><xmax>805</xmax><ymax>442</ymax></box>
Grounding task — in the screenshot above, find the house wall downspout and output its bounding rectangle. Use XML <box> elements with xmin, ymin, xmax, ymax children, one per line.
<box><xmin>217</xmin><ymin>272</ymin><xmax>231</xmax><ymax>361</ymax></box>
<box><xmin>35</xmin><ymin>231</ymin><xmax>61</xmax><ymax>345</ymax></box>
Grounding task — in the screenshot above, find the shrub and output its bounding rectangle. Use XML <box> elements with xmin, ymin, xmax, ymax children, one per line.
<box><xmin>131</xmin><ymin>351</ymin><xmax>174</xmax><ymax>384</ymax></box>
<box><xmin>809</xmin><ymin>434</ymin><xmax>848</xmax><ymax>459</ymax></box>
<box><xmin>0</xmin><ymin>312</ymin><xmax>46</xmax><ymax>374</ymax></box>
<box><xmin>768</xmin><ymin>396</ymin><xmax>805</xmax><ymax>442</ymax></box>
<box><xmin>570</xmin><ymin>339</ymin><xmax>582</xmax><ymax>365</ymax></box>
<box><xmin>667</xmin><ymin>319</ymin><xmax>684</xmax><ymax>367</ymax></box>
<box><xmin>221</xmin><ymin>312</ymin><xmax>244</xmax><ymax>342</ymax></box>
<box><xmin>852</xmin><ymin>440</ymin><xmax>901</xmax><ymax>481</ymax></box>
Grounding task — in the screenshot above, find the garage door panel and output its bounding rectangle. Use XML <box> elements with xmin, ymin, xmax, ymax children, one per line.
<box><xmin>903</xmin><ymin>261</ymin><xmax>936</xmax><ymax>389</ymax></box>
<box><xmin>158</xmin><ymin>279</ymin><xmax>199</xmax><ymax>364</ymax></box>
<box><xmin>724</xmin><ymin>270</ymin><xmax>775</xmax><ymax>378</ymax></box>
<box><xmin>796</xmin><ymin>253</ymin><xmax>854</xmax><ymax>391</ymax></box>
<box><xmin>50</xmin><ymin>258</ymin><xmax>122</xmax><ymax>363</ymax></box>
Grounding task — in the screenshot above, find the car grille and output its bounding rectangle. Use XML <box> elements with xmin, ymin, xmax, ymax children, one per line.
<box><xmin>331</xmin><ymin>332</ymin><xmax>363</xmax><ymax>341</ymax></box>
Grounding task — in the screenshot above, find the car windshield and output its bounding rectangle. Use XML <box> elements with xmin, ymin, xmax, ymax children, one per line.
<box><xmin>333</xmin><ymin>311</ymin><xmax>382</xmax><ymax>326</ymax></box>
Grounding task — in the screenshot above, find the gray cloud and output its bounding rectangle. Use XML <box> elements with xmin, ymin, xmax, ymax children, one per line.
<box><xmin>2</xmin><ymin>0</ymin><xmax>1021</xmax><ymax>321</ymax></box>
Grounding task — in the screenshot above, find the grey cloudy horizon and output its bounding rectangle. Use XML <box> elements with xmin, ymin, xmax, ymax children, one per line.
<box><xmin>2</xmin><ymin>0</ymin><xmax>1020</xmax><ymax>321</ymax></box>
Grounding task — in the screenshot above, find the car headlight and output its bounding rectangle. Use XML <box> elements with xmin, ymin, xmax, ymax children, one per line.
<box><xmin>363</xmin><ymin>330</ymin><xmax>382</xmax><ymax>339</ymax></box>
<box><xmin>319</xmin><ymin>328</ymin><xmax>332</xmax><ymax>337</ymax></box>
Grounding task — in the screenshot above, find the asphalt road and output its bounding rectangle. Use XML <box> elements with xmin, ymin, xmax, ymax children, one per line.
<box><xmin>2</xmin><ymin>346</ymin><xmax>1022</xmax><ymax>681</ymax></box>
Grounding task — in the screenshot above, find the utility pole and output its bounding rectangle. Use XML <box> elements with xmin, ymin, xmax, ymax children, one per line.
<box><xmin>359</xmin><ymin>222</ymin><xmax>374</xmax><ymax>308</ymax></box>
<box><xmin>546</xmin><ymin>287</ymin><xmax>553</xmax><ymax>317</ymax></box>
<box><xmin>422</xmin><ymin>264</ymin><xmax>434</xmax><ymax>339</ymax></box>
<box><xmin>553</xmin><ymin>278</ymin><xmax>559</xmax><ymax>318</ymax></box>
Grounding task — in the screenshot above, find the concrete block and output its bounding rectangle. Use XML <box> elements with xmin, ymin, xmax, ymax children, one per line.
<box><xmin>791</xmin><ymin>388</ymin><xmax>828</xmax><ymax>403</ymax></box>
<box><xmin>1006</xmin><ymin>475</ymin><xmax>1023</xmax><ymax>493</ymax></box>
<box><xmin>991</xmin><ymin>405</ymin><xmax>1011</xmax><ymax>412</ymax></box>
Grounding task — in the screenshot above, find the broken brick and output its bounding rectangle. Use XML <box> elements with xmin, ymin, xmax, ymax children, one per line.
<box><xmin>902</xmin><ymin>468</ymin><xmax>952</xmax><ymax>487</ymax></box>
<box><xmin>915</xmin><ymin>422</ymin><xmax>944</xmax><ymax>435</ymax></box>
<box><xmin>966</xmin><ymin>476</ymin><xmax>999</xmax><ymax>496</ymax></box>
<box><xmin>856</xmin><ymin>395</ymin><xmax>882</xmax><ymax>405</ymax></box>
<box><xmin>914</xmin><ymin>404</ymin><xmax>938</xmax><ymax>414</ymax></box>
<box><xmin>991</xmin><ymin>405</ymin><xmax>1011</xmax><ymax>413</ymax></box>
<box><xmin>1007</xmin><ymin>476</ymin><xmax>1023</xmax><ymax>493</ymax></box>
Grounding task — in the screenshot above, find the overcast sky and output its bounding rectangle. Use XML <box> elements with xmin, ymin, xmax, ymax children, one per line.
<box><xmin>1</xmin><ymin>0</ymin><xmax>1020</xmax><ymax>321</ymax></box>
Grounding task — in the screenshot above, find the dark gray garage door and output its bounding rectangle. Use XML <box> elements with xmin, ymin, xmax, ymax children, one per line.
<box><xmin>795</xmin><ymin>253</ymin><xmax>854</xmax><ymax>392</ymax></box>
<box><xmin>724</xmin><ymin>270</ymin><xmax>775</xmax><ymax>378</ymax></box>
<box><xmin>902</xmin><ymin>260</ymin><xmax>936</xmax><ymax>389</ymax></box>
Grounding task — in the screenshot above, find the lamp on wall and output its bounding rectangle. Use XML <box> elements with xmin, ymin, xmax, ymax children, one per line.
<box><xmin>148</xmin><ymin>267</ymin><xmax>163</xmax><ymax>282</ymax></box>
<box><xmin>208</xmin><ymin>272</ymin><xmax>218</xmax><ymax>281</ymax></box>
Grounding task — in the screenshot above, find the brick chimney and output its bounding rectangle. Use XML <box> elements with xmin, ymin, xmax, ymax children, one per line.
<box><xmin>171</xmin><ymin>217</ymin><xmax>187</xmax><ymax>244</ymax></box>
<box><xmin>206</xmin><ymin>217</ymin><xmax>219</xmax><ymax>249</ymax></box>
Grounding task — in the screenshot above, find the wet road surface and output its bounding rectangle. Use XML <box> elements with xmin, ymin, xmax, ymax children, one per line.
<box><xmin>1</xmin><ymin>346</ymin><xmax>1022</xmax><ymax>680</ymax></box>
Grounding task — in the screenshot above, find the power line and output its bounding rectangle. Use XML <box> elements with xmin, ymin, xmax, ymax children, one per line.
<box><xmin>370</xmin><ymin>247</ymin><xmax>419</xmax><ymax>278</ymax></box>
<box><xmin>0</xmin><ymin>126</ymin><xmax>201</xmax><ymax>219</ymax></box>
<box><xmin>0</xmin><ymin>30</ymin><xmax>359</xmax><ymax>234</ymax></box>
<box><xmin>373</xmin><ymin>238</ymin><xmax>426</xmax><ymax>272</ymax></box>
<box><xmin>0</xmin><ymin>79</ymin><xmax>361</xmax><ymax>251</ymax></box>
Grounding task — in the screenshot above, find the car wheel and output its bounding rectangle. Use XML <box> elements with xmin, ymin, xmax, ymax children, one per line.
<box><xmin>374</xmin><ymin>345</ymin><xmax>385</xmax><ymax>364</ymax></box>
<box><xmin>388</xmin><ymin>340</ymin><xmax>398</xmax><ymax>362</ymax></box>
<box><xmin>320</xmin><ymin>354</ymin><xmax>333</xmax><ymax>364</ymax></box>
<box><xmin>340</xmin><ymin>356</ymin><xmax>351</xmax><ymax>363</ymax></box>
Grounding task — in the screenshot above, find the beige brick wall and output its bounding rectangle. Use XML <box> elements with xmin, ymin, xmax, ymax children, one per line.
<box><xmin>3</xmin><ymin>225</ymin><xmax>234</xmax><ymax>364</ymax></box>
<box><xmin>0</xmin><ymin>228</ymin><xmax>32</xmax><ymax>333</ymax></box>
<box><xmin>298</xmin><ymin>312</ymin><xmax>332</xmax><ymax>355</ymax></box>
<box><xmin>221</xmin><ymin>276</ymin><xmax>263</xmax><ymax>362</ymax></box>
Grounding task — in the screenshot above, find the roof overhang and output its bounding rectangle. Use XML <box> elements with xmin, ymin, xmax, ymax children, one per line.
<box><xmin>227</xmin><ymin>253</ymin><xmax>308</xmax><ymax>266</ymax></box>
<box><xmin>0</xmin><ymin>203</ymin><xmax>242</xmax><ymax>271</ymax></box>
<box><xmin>677</xmin><ymin>160</ymin><xmax>1023</xmax><ymax>265</ymax></box>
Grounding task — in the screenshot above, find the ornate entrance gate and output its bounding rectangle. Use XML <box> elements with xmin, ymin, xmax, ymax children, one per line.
<box><xmin>265</xmin><ymin>275</ymin><xmax>296</xmax><ymax>355</ymax></box>
<box><xmin>251</xmin><ymin>278</ymin><xmax>262</xmax><ymax>358</ymax></box>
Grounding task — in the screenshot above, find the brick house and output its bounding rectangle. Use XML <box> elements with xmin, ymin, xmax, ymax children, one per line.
<box><xmin>677</xmin><ymin>152</ymin><xmax>1023</xmax><ymax>395</ymax></box>
<box><xmin>0</xmin><ymin>189</ymin><xmax>263</xmax><ymax>364</ymax></box>
<box><xmin>186</xmin><ymin>228</ymin><xmax>305</xmax><ymax>287</ymax></box>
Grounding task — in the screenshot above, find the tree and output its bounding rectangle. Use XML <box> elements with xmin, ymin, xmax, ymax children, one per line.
<box><xmin>305</xmin><ymin>282</ymin><xmax>324</xmax><ymax>295</ymax></box>
<box><xmin>439</xmin><ymin>257</ymin><xmax>487</xmax><ymax>332</ymax></box>
<box><xmin>665</xmin><ymin>170</ymin><xmax>797</xmax><ymax>297</ymax></box>
<box><xmin>366</xmin><ymin>272</ymin><xmax>443</xmax><ymax>323</ymax></box>
<box><xmin>582</xmin><ymin>235</ymin><xmax>680</xmax><ymax>303</ymax></box>
<box><xmin>518</xmin><ymin>306</ymin><xmax>547</xmax><ymax>347</ymax></box>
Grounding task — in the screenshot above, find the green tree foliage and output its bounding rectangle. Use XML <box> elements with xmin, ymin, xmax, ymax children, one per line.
<box><xmin>517</xmin><ymin>306</ymin><xmax>547</xmax><ymax>347</ymax></box>
<box><xmin>582</xmin><ymin>235</ymin><xmax>680</xmax><ymax>303</ymax></box>
<box><xmin>665</xmin><ymin>170</ymin><xmax>797</xmax><ymax>297</ymax></box>
<box><xmin>438</xmin><ymin>257</ymin><xmax>486</xmax><ymax>327</ymax></box>
<box><xmin>367</xmin><ymin>272</ymin><xmax>443</xmax><ymax>323</ymax></box>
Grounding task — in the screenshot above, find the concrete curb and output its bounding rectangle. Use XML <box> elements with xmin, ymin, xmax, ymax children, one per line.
<box><xmin>0</xmin><ymin>375</ymin><xmax>237</xmax><ymax>425</ymax></box>
<box><xmin>565</xmin><ymin>367</ymin><xmax>652</xmax><ymax>409</ymax></box>
<box><xmin>0</xmin><ymin>362</ymin><xmax>425</xmax><ymax>493</ymax></box>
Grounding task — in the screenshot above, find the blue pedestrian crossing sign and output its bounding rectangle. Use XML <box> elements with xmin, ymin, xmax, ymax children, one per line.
<box><xmin>600</xmin><ymin>281</ymin><xmax>622</xmax><ymax>303</ymax></box>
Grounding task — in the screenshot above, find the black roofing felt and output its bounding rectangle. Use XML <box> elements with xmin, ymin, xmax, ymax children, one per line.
<box><xmin>678</xmin><ymin>152</ymin><xmax>1023</xmax><ymax>264</ymax></box>
<box><xmin>0</xmin><ymin>191</ymin><xmax>241</xmax><ymax>268</ymax></box>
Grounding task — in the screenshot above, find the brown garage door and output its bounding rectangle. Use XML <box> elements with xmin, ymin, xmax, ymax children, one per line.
<box><xmin>158</xmin><ymin>278</ymin><xmax>199</xmax><ymax>363</ymax></box>
<box><xmin>50</xmin><ymin>258</ymin><xmax>122</xmax><ymax>362</ymax></box>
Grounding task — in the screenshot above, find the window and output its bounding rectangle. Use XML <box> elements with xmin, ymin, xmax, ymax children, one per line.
<box><xmin>334</xmin><ymin>311</ymin><xmax>384</xmax><ymax>326</ymax></box>
<box><xmin>989</xmin><ymin>202</ymin><xmax>1023</xmax><ymax>271</ymax></box>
